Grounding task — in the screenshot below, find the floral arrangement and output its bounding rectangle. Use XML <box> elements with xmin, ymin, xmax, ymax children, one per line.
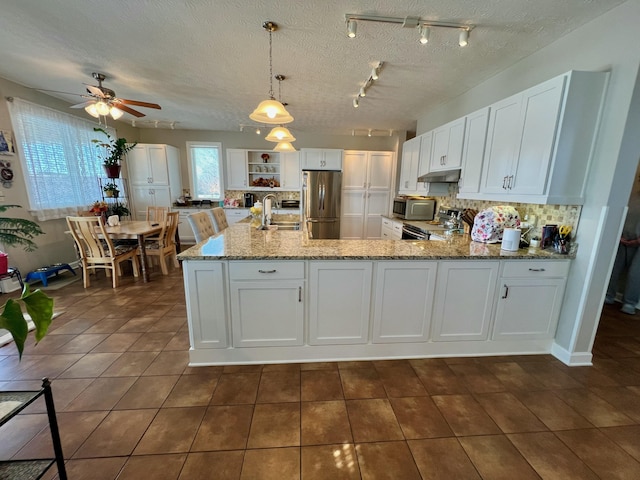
<box><xmin>261</xmin><ymin>153</ymin><xmax>270</xmax><ymax>162</ymax></box>
<box><xmin>90</xmin><ymin>201</ymin><xmax>108</xmax><ymax>214</ymax></box>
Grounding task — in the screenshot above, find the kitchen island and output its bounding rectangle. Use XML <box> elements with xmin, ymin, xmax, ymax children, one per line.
<box><xmin>178</xmin><ymin>218</ymin><xmax>573</xmax><ymax>365</ymax></box>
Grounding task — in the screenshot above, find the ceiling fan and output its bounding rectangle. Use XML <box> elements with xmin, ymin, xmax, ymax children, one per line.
<box><xmin>41</xmin><ymin>72</ymin><xmax>161</xmax><ymax>120</ymax></box>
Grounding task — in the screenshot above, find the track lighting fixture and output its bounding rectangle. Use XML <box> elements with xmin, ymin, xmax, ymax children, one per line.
<box><xmin>256</xmin><ymin>128</ymin><xmax>261</xmax><ymax>134</ymax></box>
<box><xmin>347</xmin><ymin>19</ymin><xmax>357</xmax><ymax>38</ymax></box>
<box><xmin>459</xmin><ymin>29</ymin><xmax>469</xmax><ymax>47</ymax></box>
<box><xmin>352</xmin><ymin>62</ymin><xmax>383</xmax><ymax>108</ymax></box>
<box><xmin>368</xmin><ymin>129</ymin><xmax>372</xmax><ymax>137</ymax></box>
<box><xmin>249</xmin><ymin>21</ymin><xmax>294</xmax><ymax>125</ymax></box>
<box><xmin>345</xmin><ymin>14</ymin><xmax>473</xmax><ymax>47</ymax></box>
<box><xmin>419</xmin><ymin>26</ymin><xmax>430</xmax><ymax>44</ymax></box>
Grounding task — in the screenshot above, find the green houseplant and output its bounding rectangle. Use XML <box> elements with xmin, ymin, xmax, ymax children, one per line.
<box><xmin>92</xmin><ymin>127</ymin><xmax>137</xmax><ymax>178</ymax></box>
<box><xmin>102</xmin><ymin>181</ymin><xmax>120</xmax><ymax>198</ymax></box>
<box><xmin>0</xmin><ymin>205</ymin><xmax>53</xmax><ymax>358</ymax></box>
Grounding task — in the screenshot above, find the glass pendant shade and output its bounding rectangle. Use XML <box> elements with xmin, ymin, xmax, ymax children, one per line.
<box><xmin>265</xmin><ymin>126</ymin><xmax>296</xmax><ymax>143</ymax></box>
<box><xmin>84</xmin><ymin>103</ymin><xmax>100</xmax><ymax>118</ymax></box>
<box><xmin>95</xmin><ymin>101</ymin><xmax>111</xmax><ymax>116</ymax></box>
<box><xmin>109</xmin><ymin>106</ymin><xmax>124</xmax><ymax>120</ymax></box>
<box><xmin>250</xmin><ymin>99</ymin><xmax>293</xmax><ymax>124</ymax></box>
<box><xmin>273</xmin><ymin>141</ymin><xmax>296</xmax><ymax>152</ymax></box>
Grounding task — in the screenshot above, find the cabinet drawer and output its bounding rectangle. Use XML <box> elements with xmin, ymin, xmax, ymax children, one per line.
<box><xmin>229</xmin><ymin>261</ymin><xmax>305</xmax><ymax>280</ymax></box>
<box><xmin>382</xmin><ymin>218</ymin><xmax>392</xmax><ymax>228</ymax></box>
<box><xmin>392</xmin><ymin>222</ymin><xmax>402</xmax><ymax>233</ymax></box>
<box><xmin>501</xmin><ymin>260</ymin><xmax>570</xmax><ymax>278</ymax></box>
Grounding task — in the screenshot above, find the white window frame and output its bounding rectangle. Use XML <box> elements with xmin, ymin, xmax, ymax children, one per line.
<box><xmin>186</xmin><ymin>141</ymin><xmax>224</xmax><ymax>201</ymax></box>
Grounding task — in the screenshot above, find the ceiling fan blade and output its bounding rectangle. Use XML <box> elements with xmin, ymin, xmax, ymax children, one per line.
<box><xmin>116</xmin><ymin>99</ymin><xmax>162</xmax><ymax>110</ymax></box>
<box><xmin>113</xmin><ymin>103</ymin><xmax>146</xmax><ymax>117</ymax></box>
<box><xmin>85</xmin><ymin>85</ymin><xmax>106</xmax><ymax>97</ymax></box>
<box><xmin>70</xmin><ymin>100</ymin><xmax>95</xmax><ymax>109</ymax></box>
<box><xmin>33</xmin><ymin>88</ymin><xmax>85</xmax><ymax>97</ymax></box>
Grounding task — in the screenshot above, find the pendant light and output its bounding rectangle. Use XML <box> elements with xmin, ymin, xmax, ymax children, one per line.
<box><xmin>265</xmin><ymin>74</ymin><xmax>296</xmax><ymax>143</ymax></box>
<box><xmin>249</xmin><ymin>21</ymin><xmax>294</xmax><ymax>125</ymax></box>
<box><xmin>273</xmin><ymin>141</ymin><xmax>296</xmax><ymax>152</ymax></box>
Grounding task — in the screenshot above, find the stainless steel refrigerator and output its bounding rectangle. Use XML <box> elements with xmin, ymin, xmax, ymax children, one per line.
<box><xmin>302</xmin><ymin>170</ymin><xmax>342</xmax><ymax>239</ymax></box>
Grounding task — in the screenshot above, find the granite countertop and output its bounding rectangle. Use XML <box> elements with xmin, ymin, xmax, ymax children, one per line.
<box><xmin>177</xmin><ymin>215</ymin><xmax>573</xmax><ymax>261</ymax></box>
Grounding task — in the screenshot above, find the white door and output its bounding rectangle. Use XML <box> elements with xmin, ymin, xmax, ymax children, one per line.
<box><xmin>230</xmin><ymin>281</ymin><xmax>304</xmax><ymax>347</ymax></box>
<box><xmin>280</xmin><ymin>152</ymin><xmax>301</xmax><ymax>190</ymax></box>
<box><xmin>480</xmin><ymin>94</ymin><xmax>523</xmax><ymax>194</ymax></box>
<box><xmin>131</xmin><ymin>185</ymin><xmax>154</xmax><ymax>220</ymax></box>
<box><xmin>127</xmin><ymin>145</ymin><xmax>151</xmax><ymax>185</ymax></box>
<box><xmin>510</xmin><ymin>75</ymin><xmax>566</xmax><ymax>195</ymax></box>
<box><xmin>340</xmin><ymin>190</ymin><xmax>366</xmax><ymax>239</ymax></box>
<box><xmin>367</xmin><ymin>152</ymin><xmax>394</xmax><ymax>190</ymax></box>
<box><xmin>458</xmin><ymin>107</ymin><xmax>490</xmax><ymax>195</ymax></box>
<box><xmin>372</xmin><ymin>262</ymin><xmax>437</xmax><ymax>343</ymax></box>
<box><xmin>183</xmin><ymin>261</ymin><xmax>229</xmax><ymax>348</ymax></box>
<box><xmin>492</xmin><ymin>278</ymin><xmax>566</xmax><ymax>340</ymax></box>
<box><xmin>148</xmin><ymin>145</ymin><xmax>169</xmax><ymax>185</ymax></box>
<box><xmin>364</xmin><ymin>191</ymin><xmax>391</xmax><ymax>239</ymax></box>
<box><xmin>308</xmin><ymin>261</ymin><xmax>372</xmax><ymax>345</ymax></box>
<box><xmin>226</xmin><ymin>149</ymin><xmax>248</xmax><ymax>189</ymax></box>
<box><xmin>431</xmin><ymin>261</ymin><xmax>499</xmax><ymax>341</ymax></box>
<box><xmin>343</xmin><ymin>151</ymin><xmax>368</xmax><ymax>189</ymax></box>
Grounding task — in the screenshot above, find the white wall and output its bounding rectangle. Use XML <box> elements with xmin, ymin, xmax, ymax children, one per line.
<box><xmin>415</xmin><ymin>0</ymin><xmax>640</xmax><ymax>363</ymax></box>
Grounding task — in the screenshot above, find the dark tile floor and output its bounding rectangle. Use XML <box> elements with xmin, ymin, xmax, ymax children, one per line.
<box><xmin>0</xmin><ymin>267</ymin><xmax>639</xmax><ymax>479</ymax></box>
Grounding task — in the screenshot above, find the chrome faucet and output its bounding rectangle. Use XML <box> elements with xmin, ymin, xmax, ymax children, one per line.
<box><xmin>262</xmin><ymin>193</ymin><xmax>279</xmax><ymax>227</ymax></box>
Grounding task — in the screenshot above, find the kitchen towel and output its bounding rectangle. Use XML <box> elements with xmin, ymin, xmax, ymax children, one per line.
<box><xmin>107</xmin><ymin>215</ymin><xmax>120</xmax><ymax>226</ymax></box>
<box><xmin>264</xmin><ymin>198</ymin><xmax>272</xmax><ymax>220</ymax></box>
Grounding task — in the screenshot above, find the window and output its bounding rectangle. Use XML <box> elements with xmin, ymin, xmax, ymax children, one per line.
<box><xmin>187</xmin><ymin>142</ymin><xmax>223</xmax><ymax>200</ymax></box>
<box><xmin>8</xmin><ymin>98</ymin><xmax>113</xmax><ymax>220</ymax></box>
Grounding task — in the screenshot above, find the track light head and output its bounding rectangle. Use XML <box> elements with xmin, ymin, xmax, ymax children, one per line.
<box><xmin>371</xmin><ymin>67</ymin><xmax>379</xmax><ymax>80</ymax></box>
<box><xmin>459</xmin><ymin>29</ymin><xmax>469</xmax><ymax>47</ymax></box>
<box><xmin>347</xmin><ymin>19</ymin><xmax>357</xmax><ymax>38</ymax></box>
<box><xmin>359</xmin><ymin>86</ymin><xmax>366</xmax><ymax>98</ymax></box>
<box><xmin>419</xmin><ymin>26</ymin><xmax>430</xmax><ymax>45</ymax></box>
<box><xmin>256</xmin><ymin>128</ymin><xmax>261</xmax><ymax>134</ymax></box>
<box><xmin>353</xmin><ymin>98</ymin><xmax>359</xmax><ymax>108</ymax></box>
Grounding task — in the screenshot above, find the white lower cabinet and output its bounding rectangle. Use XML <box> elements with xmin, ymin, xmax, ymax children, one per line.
<box><xmin>492</xmin><ymin>260</ymin><xmax>569</xmax><ymax>340</ymax></box>
<box><xmin>431</xmin><ymin>261</ymin><xmax>499</xmax><ymax>341</ymax></box>
<box><xmin>225</xmin><ymin>208</ymin><xmax>250</xmax><ymax>225</ymax></box>
<box><xmin>229</xmin><ymin>261</ymin><xmax>304</xmax><ymax>347</ymax></box>
<box><xmin>184</xmin><ymin>261</ymin><xmax>229</xmax><ymax>349</ymax></box>
<box><xmin>308</xmin><ymin>261</ymin><xmax>372</xmax><ymax>345</ymax></box>
<box><xmin>381</xmin><ymin>217</ymin><xmax>402</xmax><ymax>240</ymax></box>
<box><xmin>372</xmin><ymin>261</ymin><xmax>437</xmax><ymax>343</ymax></box>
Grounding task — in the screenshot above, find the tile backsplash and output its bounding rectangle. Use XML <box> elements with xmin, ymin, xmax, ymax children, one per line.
<box><xmin>225</xmin><ymin>190</ymin><xmax>300</xmax><ymax>205</ymax></box>
<box><xmin>433</xmin><ymin>186</ymin><xmax>581</xmax><ymax>240</ymax></box>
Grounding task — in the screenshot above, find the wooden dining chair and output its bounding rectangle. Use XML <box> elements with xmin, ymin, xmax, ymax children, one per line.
<box><xmin>187</xmin><ymin>211</ymin><xmax>216</xmax><ymax>243</ymax></box>
<box><xmin>146</xmin><ymin>206</ymin><xmax>169</xmax><ymax>223</ymax></box>
<box><xmin>66</xmin><ymin>216</ymin><xmax>140</xmax><ymax>288</ymax></box>
<box><xmin>144</xmin><ymin>212</ymin><xmax>180</xmax><ymax>275</ymax></box>
<box><xmin>208</xmin><ymin>207</ymin><xmax>229</xmax><ymax>233</ymax></box>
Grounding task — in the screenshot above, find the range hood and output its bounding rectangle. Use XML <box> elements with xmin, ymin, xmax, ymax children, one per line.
<box><xmin>417</xmin><ymin>169</ymin><xmax>461</xmax><ymax>183</ymax></box>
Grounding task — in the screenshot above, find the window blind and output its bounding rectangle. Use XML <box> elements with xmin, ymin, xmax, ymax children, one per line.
<box><xmin>7</xmin><ymin>97</ymin><xmax>115</xmax><ymax>220</ymax></box>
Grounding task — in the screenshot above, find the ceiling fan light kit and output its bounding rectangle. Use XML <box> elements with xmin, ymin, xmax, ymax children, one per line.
<box><xmin>345</xmin><ymin>13</ymin><xmax>473</xmax><ymax>47</ymax></box>
<box><xmin>249</xmin><ymin>21</ymin><xmax>294</xmax><ymax>125</ymax></box>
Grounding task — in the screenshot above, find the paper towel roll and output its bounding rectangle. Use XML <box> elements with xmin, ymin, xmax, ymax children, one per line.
<box><xmin>264</xmin><ymin>198</ymin><xmax>272</xmax><ymax>219</ymax></box>
<box><xmin>501</xmin><ymin>228</ymin><xmax>521</xmax><ymax>251</ymax></box>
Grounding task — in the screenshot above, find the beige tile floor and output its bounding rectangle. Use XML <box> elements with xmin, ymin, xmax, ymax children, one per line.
<box><xmin>0</xmin><ymin>266</ymin><xmax>639</xmax><ymax>479</ymax></box>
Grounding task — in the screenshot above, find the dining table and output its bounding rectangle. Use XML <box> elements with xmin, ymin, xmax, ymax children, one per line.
<box><xmin>103</xmin><ymin>220</ymin><xmax>163</xmax><ymax>283</ymax></box>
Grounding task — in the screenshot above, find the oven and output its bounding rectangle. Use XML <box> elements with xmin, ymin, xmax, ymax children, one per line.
<box><xmin>401</xmin><ymin>223</ymin><xmax>431</xmax><ymax>240</ymax></box>
<box><xmin>392</xmin><ymin>197</ymin><xmax>436</xmax><ymax>220</ymax></box>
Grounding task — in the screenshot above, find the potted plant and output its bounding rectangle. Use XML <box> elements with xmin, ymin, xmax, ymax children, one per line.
<box><xmin>102</xmin><ymin>182</ymin><xmax>120</xmax><ymax>198</ymax></box>
<box><xmin>0</xmin><ymin>205</ymin><xmax>54</xmax><ymax>358</ymax></box>
<box><xmin>107</xmin><ymin>203</ymin><xmax>130</xmax><ymax>218</ymax></box>
<box><xmin>92</xmin><ymin>127</ymin><xmax>137</xmax><ymax>178</ymax></box>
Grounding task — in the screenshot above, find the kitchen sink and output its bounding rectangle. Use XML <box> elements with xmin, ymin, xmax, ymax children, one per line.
<box><xmin>257</xmin><ymin>221</ymin><xmax>301</xmax><ymax>231</ymax></box>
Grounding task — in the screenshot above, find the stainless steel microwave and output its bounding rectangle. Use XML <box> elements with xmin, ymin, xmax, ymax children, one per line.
<box><xmin>392</xmin><ymin>197</ymin><xmax>436</xmax><ymax>220</ymax></box>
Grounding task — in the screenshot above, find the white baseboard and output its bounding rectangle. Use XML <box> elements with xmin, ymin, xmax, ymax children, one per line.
<box><xmin>551</xmin><ymin>342</ymin><xmax>593</xmax><ymax>366</ymax></box>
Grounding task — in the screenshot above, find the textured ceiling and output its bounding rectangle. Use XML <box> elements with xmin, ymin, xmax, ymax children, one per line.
<box><xmin>0</xmin><ymin>0</ymin><xmax>626</xmax><ymax>134</ymax></box>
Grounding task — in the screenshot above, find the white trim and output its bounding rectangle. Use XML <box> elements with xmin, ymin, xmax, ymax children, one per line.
<box><xmin>551</xmin><ymin>341</ymin><xmax>593</xmax><ymax>366</ymax></box>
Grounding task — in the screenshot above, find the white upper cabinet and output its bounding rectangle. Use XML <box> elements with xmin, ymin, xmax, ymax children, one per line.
<box><xmin>458</xmin><ymin>107</ymin><xmax>490</xmax><ymax>195</ymax></box>
<box><xmin>301</xmin><ymin>148</ymin><xmax>343</xmax><ymax>171</ymax></box>
<box><xmin>398</xmin><ymin>136</ymin><xmax>420</xmax><ymax>194</ymax></box>
<box><xmin>280</xmin><ymin>152</ymin><xmax>301</xmax><ymax>190</ymax></box>
<box><xmin>430</xmin><ymin>117</ymin><xmax>466</xmax><ymax>172</ymax></box>
<box><xmin>225</xmin><ymin>149</ymin><xmax>248</xmax><ymax>190</ymax></box>
<box><xmin>477</xmin><ymin>70</ymin><xmax>608</xmax><ymax>204</ymax></box>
